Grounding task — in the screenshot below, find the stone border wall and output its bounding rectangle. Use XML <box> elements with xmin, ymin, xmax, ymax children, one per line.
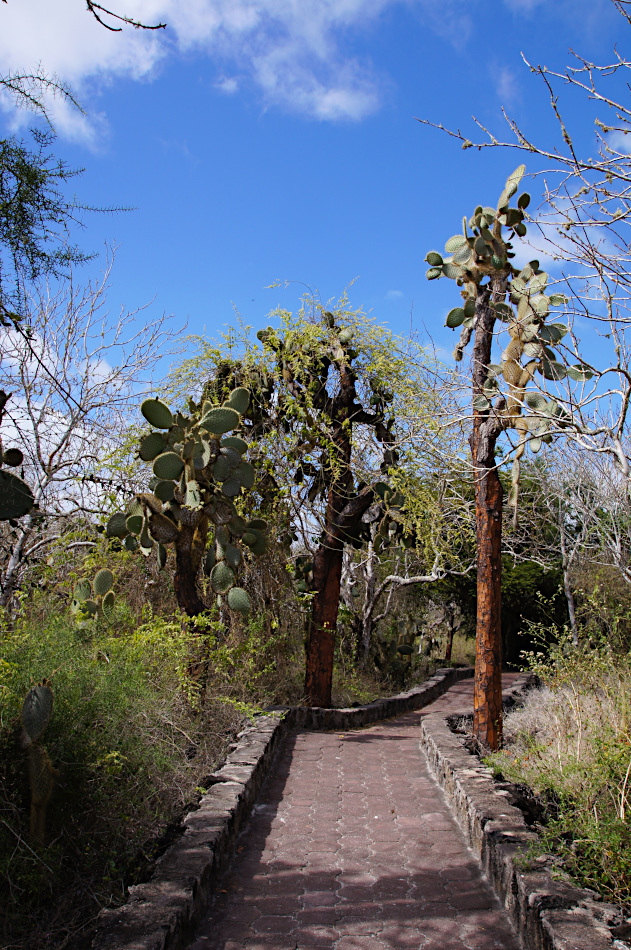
<box><xmin>421</xmin><ymin>674</ymin><xmax>624</xmax><ymax>950</ymax></box>
<box><xmin>91</xmin><ymin>666</ymin><xmax>472</xmax><ymax>950</ymax></box>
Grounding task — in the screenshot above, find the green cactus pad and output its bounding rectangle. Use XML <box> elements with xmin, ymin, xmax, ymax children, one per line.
<box><xmin>105</xmin><ymin>512</ymin><xmax>127</xmax><ymax>538</ymax></box>
<box><xmin>0</xmin><ymin>469</ymin><xmax>34</xmax><ymax>520</ymax></box>
<box><xmin>228</xmin><ymin>515</ymin><xmax>246</xmax><ymax>537</ymax></box>
<box><xmin>221</xmin><ymin>436</ymin><xmax>247</xmax><ymax>454</ymax></box>
<box><xmin>102</xmin><ymin>590</ymin><xmax>115</xmax><ymax>623</ymax></box>
<box><xmin>126</xmin><ymin>514</ymin><xmax>143</xmax><ymax>534</ymax></box>
<box><xmin>446</xmin><ymin>308</ymin><xmax>465</xmax><ymax>329</ymax></box>
<box><xmin>248</xmin><ymin>519</ymin><xmax>268</xmax><ymax>531</ymax></box>
<box><xmin>139</xmin><ymin>432</ymin><xmax>166</xmax><ymax>461</ymax></box>
<box><xmin>242</xmin><ymin>531</ymin><xmax>257</xmax><ymax>546</ymax></box>
<box><xmin>81</xmin><ymin>599</ymin><xmax>98</xmax><ymax>616</ymax></box>
<box><xmin>211</xmin><ymin>561</ymin><xmax>235</xmax><ymax>594</ymax></box>
<box><xmin>148</xmin><ymin>511</ymin><xmax>178</xmax><ymax>544</ymax></box>
<box><xmin>221</xmin><ymin>475</ymin><xmax>242</xmax><ymax>497</ymax></box>
<box><xmin>425</xmin><ymin>251</ymin><xmax>443</xmax><ymax>266</ymax></box>
<box><xmin>236</xmin><ymin>461</ymin><xmax>255</xmax><ymax>489</ymax></box>
<box><xmin>212</xmin><ymin>455</ymin><xmax>231</xmax><ymax>482</ymax></box>
<box><xmin>93</xmin><ymin>569</ymin><xmax>114</xmax><ymax>597</ymax></box>
<box><xmin>426</xmin><ymin>267</ymin><xmax>442</xmax><ymax>280</ymax></box>
<box><xmin>22</xmin><ymin>682</ymin><xmax>54</xmax><ymax>743</ymax></box>
<box><xmin>397</xmin><ymin>644</ymin><xmax>414</xmax><ymax>656</ymax></box>
<box><xmin>226</xmin><ymin>387</ymin><xmax>250</xmax><ymax>414</ymax></box>
<box><xmin>220</xmin><ymin>446</ymin><xmax>242</xmax><ymax>469</ymax></box>
<box><xmin>227</xmin><ymin>587</ymin><xmax>251</xmax><ymax>614</ymax></box>
<box><xmin>153</xmin><ymin>452</ymin><xmax>185</xmax><ymax>481</ymax></box>
<box><xmin>141</xmin><ymin>398</ymin><xmax>173</xmax><ymax>429</ymax></box>
<box><xmin>225</xmin><ymin>543</ymin><xmax>242</xmax><ymax>570</ymax></box>
<box><xmin>200</xmin><ymin>406</ymin><xmax>239</xmax><ymax>434</ymax></box>
<box><xmin>250</xmin><ymin>534</ymin><xmax>267</xmax><ymax>556</ymax></box>
<box><xmin>124</xmin><ymin>535</ymin><xmax>139</xmax><ymax>552</ymax></box>
<box><xmin>74</xmin><ymin>579</ymin><xmax>91</xmax><ymax>602</ymax></box>
<box><xmin>2</xmin><ymin>447</ymin><xmax>23</xmax><ymax>467</ymax></box>
<box><xmin>154</xmin><ymin>479</ymin><xmax>175</xmax><ymax>502</ymax></box>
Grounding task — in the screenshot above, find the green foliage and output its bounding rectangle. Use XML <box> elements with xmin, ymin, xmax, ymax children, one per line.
<box><xmin>0</xmin><ymin>130</ymin><xmax>92</xmax><ymax>328</ymax></box>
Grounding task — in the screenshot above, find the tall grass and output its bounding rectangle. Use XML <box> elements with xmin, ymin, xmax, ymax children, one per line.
<box><xmin>488</xmin><ymin>626</ymin><xmax>631</xmax><ymax>904</ymax></box>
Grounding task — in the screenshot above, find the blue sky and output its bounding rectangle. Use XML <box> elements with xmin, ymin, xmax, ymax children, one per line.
<box><xmin>0</xmin><ymin>0</ymin><xmax>626</xmax><ymax>370</ymax></box>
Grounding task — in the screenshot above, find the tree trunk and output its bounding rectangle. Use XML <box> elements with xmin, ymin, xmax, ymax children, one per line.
<box><xmin>305</xmin><ymin>540</ymin><xmax>344</xmax><ymax>706</ymax></box>
<box><xmin>558</xmin><ymin>498</ymin><xmax>579</xmax><ymax>647</ymax></box>
<box><xmin>471</xmin><ymin>435</ymin><xmax>503</xmax><ymax>750</ymax></box>
<box><xmin>470</xmin><ymin>284</ymin><xmax>504</xmax><ymax>752</ymax></box>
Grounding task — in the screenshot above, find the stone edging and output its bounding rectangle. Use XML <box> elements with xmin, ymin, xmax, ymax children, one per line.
<box><xmin>91</xmin><ymin>665</ymin><xmax>473</xmax><ymax>950</ymax></box>
<box><xmin>421</xmin><ymin>673</ymin><xmax>624</xmax><ymax>950</ymax></box>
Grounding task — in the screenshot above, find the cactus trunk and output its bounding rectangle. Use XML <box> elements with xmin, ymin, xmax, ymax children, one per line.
<box><xmin>305</xmin><ymin>541</ymin><xmax>344</xmax><ymax>707</ymax></box>
<box><xmin>470</xmin><ymin>285</ymin><xmax>504</xmax><ymax>751</ymax></box>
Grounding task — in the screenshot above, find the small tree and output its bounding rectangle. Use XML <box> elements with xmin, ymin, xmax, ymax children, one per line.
<box><xmin>425</xmin><ymin>165</ymin><xmax>591</xmax><ymax>749</ymax></box>
<box><xmin>0</xmin><ymin>261</ymin><xmax>178</xmax><ymax>605</ymax></box>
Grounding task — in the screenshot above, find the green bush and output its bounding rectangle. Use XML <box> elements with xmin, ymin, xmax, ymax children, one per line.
<box><xmin>0</xmin><ymin>601</ymin><xmax>241</xmax><ymax>948</ymax></box>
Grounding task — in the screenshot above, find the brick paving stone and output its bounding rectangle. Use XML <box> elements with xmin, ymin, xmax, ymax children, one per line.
<box><xmin>188</xmin><ymin>675</ymin><xmax>523</xmax><ymax>950</ymax></box>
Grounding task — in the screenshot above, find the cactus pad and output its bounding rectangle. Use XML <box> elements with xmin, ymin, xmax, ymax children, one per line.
<box><xmin>157</xmin><ymin>544</ymin><xmax>167</xmax><ymax>571</ymax></box>
<box><xmin>221</xmin><ymin>436</ymin><xmax>247</xmax><ymax>454</ymax></box>
<box><xmin>221</xmin><ymin>475</ymin><xmax>242</xmax><ymax>498</ymax></box>
<box><xmin>148</xmin><ymin>511</ymin><xmax>178</xmax><ymax>544</ymax></box>
<box><xmin>227</xmin><ymin>587</ymin><xmax>251</xmax><ymax>614</ymax></box>
<box><xmin>225</xmin><ymin>543</ymin><xmax>242</xmax><ymax>570</ymax></box>
<box><xmin>141</xmin><ymin>398</ymin><xmax>173</xmax><ymax>429</ymax></box>
<box><xmin>211</xmin><ymin>561</ymin><xmax>235</xmax><ymax>594</ymax></box>
<box><xmin>74</xmin><ymin>579</ymin><xmax>91</xmax><ymax>602</ymax></box>
<box><xmin>2</xmin><ymin>447</ymin><xmax>23</xmax><ymax>466</ymax></box>
<box><xmin>106</xmin><ymin>512</ymin><xmax>128</xmax><ymax>538</ymax></box>
<box><xmin>93</xmin><ymin>569</ymin><xmax>114</xmax><ymax>597</ymax></box>
<box><xmin>236</xmin><ymin>461</ymin><xmax>255</xmax><ymax>489</ymax></box>
<box><xmin>199</xmin><ymin>406</ymin><xmax>239</xmax><ymax>435</ymax></box>
<box><xmin>153</xmin><ymin>452</ymin><xmax>185</xmax><ymax>481</ymax></box>
<box><xmin>126</xmin><ymin>514</ymin><xmax>143</xmax><ymax>534</ymax></box>
<box><xmin>226</xmin><ymin>387</ymin><xmax>250</xmax><ymax>414</ymax></box>
<box><xmin>102</xmin><ymin>590</ymin><xmax>115</xmax><ymax>623</ymax></box>
<box><xmin>124</xmin><ymin>535</ymin><xmax>139</xmax><ymax>552</ymax></box>
<box><xmin>139</xmin><ymin>432</ymin><xmax>166</xmax><ymax>461</ymax></box>
<box><xmin>212</xmin><ymin>455</ymin><xmax>231</xmax><ymax>482</ymax></box>
<box><xmin>154</xmin><ymin>479</ymin><xmax>175</xmax><ymax>502</ymax></box>
<box><xmin>22</xmin><ymin>682</ymin><xmax>54</xmax><ymax>742</ymax></box>
<box><xmin>0</xmin><ymin>469</ymin><xmax>34</xmax><ymax>520</ymax></box>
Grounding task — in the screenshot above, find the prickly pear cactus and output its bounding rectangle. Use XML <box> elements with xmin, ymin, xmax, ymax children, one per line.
<box><xmin>105</xmin><ymin>387</ymin><xmax>267</xmax><ymax>617</ymax></box>
<box><xmin>425</xmin><ymin>164</ymin><xmax>592</xmax><ymax>516</ymax></box>
<box><xmin>21</xmin><ymin>680</ymin><xmax>57</xmax><ymax>845</ymax></box>
<box><xmin>70</xmin><ymin>568</ymin><xmax>116</xmax><ymax>628</ymax></box>
<box><xmin>0</xmin><ymin>437</ymin><xmax>33</xmax><ymax>521</ymax></box>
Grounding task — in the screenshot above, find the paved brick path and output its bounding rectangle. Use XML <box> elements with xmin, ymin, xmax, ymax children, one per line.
<box><xmin>189</xmin><ymin>676</ymin><xmax>522</xmax><ymax>950</ymax></box>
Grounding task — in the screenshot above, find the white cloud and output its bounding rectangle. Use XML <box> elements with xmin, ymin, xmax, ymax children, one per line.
<box><xmin>386</xmin><ymin>289</ymin><xmax>404</xmax><ymax>299</ymax></box>
<box><xmin>215</xmin><ymin>76</ymin><xmax>240</xmax><ymax>95</ymax></box>
<box><xmin>495</xmin><ymin>66</ymin><xmax>520</xmax><ymax>108</ymax></box>
<box><xmin>0</xmin><ymin>0</ymin><xmax>397</xmax><ymax>135</ymax></box>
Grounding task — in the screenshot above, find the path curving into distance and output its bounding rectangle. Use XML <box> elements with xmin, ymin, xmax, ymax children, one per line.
<box><xmin>189</xmin><ymin>674</ymin><xmax>523</xmax><ymax>950</ymax></box>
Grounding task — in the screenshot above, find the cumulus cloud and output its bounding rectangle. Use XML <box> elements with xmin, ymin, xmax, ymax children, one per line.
<box><xmin>0</xmin><ymin>0</ymin><xmax>393</xmax><ymax>136</ymax></box>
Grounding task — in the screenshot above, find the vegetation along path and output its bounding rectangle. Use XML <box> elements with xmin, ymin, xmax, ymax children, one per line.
<box><xmin>189</xmin><ymin>675</ymin><xmax>522</xmax><ymax>950</ymax></box>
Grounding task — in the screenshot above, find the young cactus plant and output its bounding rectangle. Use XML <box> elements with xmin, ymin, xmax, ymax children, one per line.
<box><xmin>106</xmin><ymin>387</ymin><xmax>267</xmax><ymax>618</ymax></box>
<box><xmin>20</xmin><ymin>680</ymin><xmax>58</xmax><ymax>846</ymax></box>
<box><xmin>70</xmin><ymin>568</ymin><xmax>116</xmax><ymax>629</ymax></box>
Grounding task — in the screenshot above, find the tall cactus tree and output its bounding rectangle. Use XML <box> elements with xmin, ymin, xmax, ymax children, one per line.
<box><xmin>105</xmin><ymin>387</ymin><xmax>266</xmax><ymax>620</ymax></box>
<box><xmin>253</xmin><ymin>309</ymin><xmax>410</xmax><ymax>707</ymax></box>
<box><xmin>426</xmin><ymin>165</ymin><xmax>591</xmax><ymax>750</ymax></box>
